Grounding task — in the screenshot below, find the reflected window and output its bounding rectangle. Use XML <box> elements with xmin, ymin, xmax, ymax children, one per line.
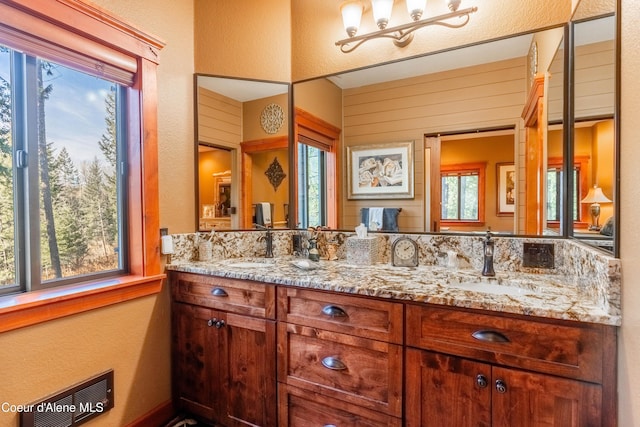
<box><xmin>440</xmin><ymin>163</ymin><xmax>485</xmax><ymax>223</ymax></box>
<box><xmin>297</xmin><ymin>143</ymin><xmax>326</xmax><ymax>228</ymax></box>
<box><xmin>547</xmin><ymin>167</ymin><xmax>580</xmax><ymax>222</ymax></box>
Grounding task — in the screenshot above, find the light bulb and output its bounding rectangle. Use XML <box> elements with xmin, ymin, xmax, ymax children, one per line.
<box><xmin>341</xmin><ymin>1</ymin><xmax>363</xmax><ymax>37</ymax></box>
<box><xmin>406</xmin><ymin>0</ymin><xmax>426</xmax><ymax>21</ymax></box>
<box><xmin>371</xmin><ymin>0</ymin><xmax>394</xmax><ymax>29</ymax></box>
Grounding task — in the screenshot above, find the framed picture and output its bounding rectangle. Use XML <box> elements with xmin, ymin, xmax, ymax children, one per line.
<box><xmin>202</xmin><ymin>204</ymin><xmax>216</xmax><ymax>219</ymax></box>
<box><xmin>347</xmin><ymin>141</ymin><xmax>414</xmax><ymax>199</ymax></box>
<box><xmin>497</xmin><ymin>163</ymin><xmax>515</xmax><ymax>215</ymax></box>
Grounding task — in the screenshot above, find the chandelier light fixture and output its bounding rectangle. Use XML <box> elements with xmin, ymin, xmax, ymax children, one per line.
<box><xmin>336</xmin><ymin>0</ymin><xmax>478</xmax><ymax>53</ymax></box>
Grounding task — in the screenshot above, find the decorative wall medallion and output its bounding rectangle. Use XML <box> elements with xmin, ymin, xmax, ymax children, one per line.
<box><xmin>260</xmin><ymin>103</ymin><xmax>284</xmax><ymax>134</ymax></box>
<box><xmin>265</xmin><ymin>157</ymin><xmax>286</xmax><ymax>191</ymax></box>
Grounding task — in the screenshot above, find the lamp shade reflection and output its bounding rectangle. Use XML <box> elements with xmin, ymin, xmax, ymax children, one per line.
<box><xmin>581</xmin><ymin>186</ymin><xmax>612</xmax><ymax>231</ymax></box>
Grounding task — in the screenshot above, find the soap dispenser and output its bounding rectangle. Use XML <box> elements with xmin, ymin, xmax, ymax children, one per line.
<box><xmin>482</xmin><ymin>230</ymin><xmax>496</xmax><ymax>277</ymax></box>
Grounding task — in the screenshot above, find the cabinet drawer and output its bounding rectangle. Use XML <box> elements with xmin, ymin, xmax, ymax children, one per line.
<box><xmin>171</xmin><ymin>272</ymin><xmax>275</xmax><ymax>319</ymax></box>
<box><xmin>277</xmin><ymin>323</ymin><xmax>403</xmax><ymax>416</ymax></box>
<box><xmin>279</xmin><ymin>384</ymin><xmax>401</xmax><ymax>427</ymax></box>
<box><xmin>277</xmin><ymin>287</ymin><xmax>403</xmax><ymax>343</ymax></box>
<box><xmin>406</xmin><ymin>304</ymin><xmax>605</xmax><ymax>382</ymax></box>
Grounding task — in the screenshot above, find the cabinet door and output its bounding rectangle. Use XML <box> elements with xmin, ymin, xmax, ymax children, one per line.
<box><xmin>492</xmin><ymin>367</ymin><xmax>602</xmax><ymax>427</ymax></box>
<box><xmin>219</xmin><ymin>312</ymin><xmax>277</xmax><ymax>427</ymax></box>
<box><xmin>405</xmin><ymin>349</ymin><xmax>491</xmax><ymax>427</ymax></box>
<box><xmin>172</xmin><ymin>302</ymin><xmax>219</xmax><ymax>421</ymax></box>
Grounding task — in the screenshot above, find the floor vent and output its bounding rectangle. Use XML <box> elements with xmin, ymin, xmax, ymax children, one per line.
<box><xmin>20</xmin><ymin>370</ymin><xmax>114</xmax><ymax>427</ymax></box>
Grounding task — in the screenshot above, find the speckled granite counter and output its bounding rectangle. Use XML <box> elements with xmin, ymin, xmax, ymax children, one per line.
<box><xmin>167</xmin><ymin>254</ymin><xmax>621</xmax><ymax>326</ymax></box>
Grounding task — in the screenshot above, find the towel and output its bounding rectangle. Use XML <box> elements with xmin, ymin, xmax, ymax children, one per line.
<box><xmin>368</xmin><ymin>207</ymin><xmax>384</xmax><ymax>231</ymax></box>
<box><xmin>360</xmin><ymin>208</ymin><xmax>401</xmax><ymax>232</ymax></box>
<box><xmin>260</xmin><ymin>202</ymin><xmax>272</xmax><ymax>226</ymax></box>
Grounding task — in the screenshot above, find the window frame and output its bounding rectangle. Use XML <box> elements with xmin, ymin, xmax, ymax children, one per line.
<box><xmin>440</xmin><ymin>162</ymin><xmax>486</xmax><ymax>227</ymax></box>
<box><xmin>0</xmin><ymin>0</ymin><xmax>165</xmax><ymax>333</ymax></box>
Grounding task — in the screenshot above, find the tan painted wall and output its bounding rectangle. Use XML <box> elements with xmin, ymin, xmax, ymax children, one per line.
<box><xmin>251</xmin><ymin>149</ymin><xmax>290</xmax><ymax>226</ymax></box>
<box><xmin>244</xmin><ymin>94</ymin><xmax>289</xmax><ymax>141</ymax></box>
<box><xmin>619</xmin><ymin>1</ymin><xmax>640</xmax><ymax>424</ymax></box>
<box><xmin>293</xmin><ymin>78</ymin><xmax>343</xmax><ymax>129</ymax></box>
<box><xmin>199</xmin><ymin>149</ymin><xmax>232</xmax><ymax>207</ymax></box>
<box><xmin>194</xmin><ymin>0</ymin><xmax>291</xmax><ymax>82</ymax></box>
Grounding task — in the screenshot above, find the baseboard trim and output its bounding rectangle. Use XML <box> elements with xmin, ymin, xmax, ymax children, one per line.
<box><xmin>126</xmin><ymin>400</ymin><xmax>174</xmax><ymax>427</ymax></box>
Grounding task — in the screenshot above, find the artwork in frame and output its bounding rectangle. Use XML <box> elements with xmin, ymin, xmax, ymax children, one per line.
<box><xmin>347</xmin><ymin>141</ymin><xmax>414</xmax><ymax>199</ymax></box>
<box><xmin>496</xmin><ymin>162</ymin><xmax>515</xmax><ymax>215</ymax></box>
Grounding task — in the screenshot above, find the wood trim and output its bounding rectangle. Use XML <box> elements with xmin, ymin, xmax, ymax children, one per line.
<box><xmin>126</xmin><ymin>400</ymin><xmax>174</xmax><ymax>427</ymax></box>
<box><xmin>522</xmin><ymin>75</ymin><xmax>546</xmax><ymax>234</ymax></box>
<box><xmin>522</xmin><ymin>75</ymin><xmax>545</xmax><ymax>126</ymax></box>
<box><xmin>425</xmin><ymin>136</ymin><xmax>441</xmax><ymax>232</ymax></box>
<box><xmin>0</xmin><ymin>0</ymin><xmax>165</xmax><ymax>62</ymax></box>
<box><xmin>0</xmin><ymin>274</ymin><xmax>165</xmax><ymax>333</ymax></box>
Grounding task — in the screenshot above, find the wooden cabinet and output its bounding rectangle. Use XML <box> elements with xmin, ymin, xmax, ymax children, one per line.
<box><xmin>405</xmin><ymin>304</ymin><xmax>617</xmax><ymax>427</ymax></box>
<box><xmin>277</xmin><ymin>287</ymin><xmax>404</xmax><ymax>425</ymax></box>
<box><xmin>170</xmin><ymin>271</ymin><xmax>617</xmax><ymax>427</ymax></box>
<box><xmin>171</xmin><ymin>272</ymin><xmax>277</xmax><ymax>427</ymax></box>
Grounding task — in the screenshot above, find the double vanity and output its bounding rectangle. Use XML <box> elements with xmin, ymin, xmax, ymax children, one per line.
<box><xmin>167</xmin><ymin>230</ymin><xmax>620</xmax><ymax>426</ymax></box>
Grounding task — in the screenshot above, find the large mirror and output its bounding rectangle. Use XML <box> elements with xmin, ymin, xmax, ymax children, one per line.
<box><xmin>293</xmin><ymin>26</ymin><xmax>568</xmax><ymax>236</ymax></box>
<box><xmin>195</xmin><ymin>76</ymin><xmax>290</xmax><ymax>231</ymax></box>
<box><xmin>570</xmin><ymin>10</ymin><xmax>617</xmax><ymax>255</ymax></box>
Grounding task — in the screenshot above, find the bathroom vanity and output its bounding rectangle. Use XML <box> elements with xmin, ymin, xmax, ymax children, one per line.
<box><xmin>167</xmin><ymin>231</ymin><xmax>619</xmax><ymax>427</ymax></box>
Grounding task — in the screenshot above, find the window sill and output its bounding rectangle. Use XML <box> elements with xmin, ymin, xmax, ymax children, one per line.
<box><xmin>441</xmin><ymin>221</ymin><xmax>486</xmax><ymax>227</ymax></box>
<box><xmin>0</xmin><ymin>274</ymin><xmax>166</xmax><ymax>333</ymax></box>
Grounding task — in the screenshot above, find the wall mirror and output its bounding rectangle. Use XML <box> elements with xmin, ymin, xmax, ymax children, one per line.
<box><xmin>569</xmin><ymin>7</ymin><xmax>617</xmax><ymax>255</ymax></box>
<box><xmin>195</xmin><ymin>75</ymin><xmax>290</xmax><ymax>231</ymax></box>
<box><xmin>293</xmin><ymin>26</ymin><xmax>568</xmax><ymax>236</ymax></box>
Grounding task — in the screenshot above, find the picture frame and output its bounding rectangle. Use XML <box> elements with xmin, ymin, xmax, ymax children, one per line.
<box><xmin>347</xmin><ymin>141</ymin><xmax>414</xmax><ymax>199</ymax></box>
<box><xmin>496</xmin><ymin>162</ymin><xmax>515</xmax><ymax>215</ymax></box>
<box><xmin>202</xmin><ymin>204</ymin><xmax>216</xmax><ymax>219</ymax></box>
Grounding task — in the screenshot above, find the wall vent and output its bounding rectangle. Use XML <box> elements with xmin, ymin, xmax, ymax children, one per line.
<box><xmin>20</xmin><ymin>370</ymin><xmax>114</xmax><ymax>427</ymax></box>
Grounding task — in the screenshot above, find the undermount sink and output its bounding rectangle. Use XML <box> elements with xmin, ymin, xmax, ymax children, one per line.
<box><xmin>448</xmin><ymin>281</ymin><xmax>536</xmax><ymax>297</ymax></box>
<box><xmin>225</xmin><ymin>261</ymin><xmax>271</xmax><ymax>268</ymax></box>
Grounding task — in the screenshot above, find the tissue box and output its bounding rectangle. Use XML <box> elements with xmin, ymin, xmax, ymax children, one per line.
<box><xmin>346</xmin><ymin>236</ymin><xmax>383</xmax><ymax>265</ymax></box>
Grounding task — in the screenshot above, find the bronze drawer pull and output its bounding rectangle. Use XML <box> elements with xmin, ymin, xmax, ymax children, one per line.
<box><xmin>321</xmin><ymin>356</ymin><xmax>348</xmax><ymax>371</ymax></box>
<box><xmin>322</xmin><ymin>305</ymin><xmax>348</xmax><ymax>318</ymax></box>
<box><xmin>211</xmin><ymin>287</ymin><xmax>229</xmax><ymax>297</ymax></box>
<box><xmin>472</xmin><ymin>330</ymin><xmax>510</xmax><ymax>343</ymax></box>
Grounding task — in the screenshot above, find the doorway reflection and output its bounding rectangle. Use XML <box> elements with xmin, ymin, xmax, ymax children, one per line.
<box><xmin>199</xmin><ymin>144</ymin><xmax>233</xmax><ymax>230</ymax></box>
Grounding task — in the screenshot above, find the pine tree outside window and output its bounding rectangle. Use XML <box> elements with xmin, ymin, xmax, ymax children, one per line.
<box><xmin>0</xmin><ymin>46</ymin><xmax>127</xmax><ymax>293</ymax></box>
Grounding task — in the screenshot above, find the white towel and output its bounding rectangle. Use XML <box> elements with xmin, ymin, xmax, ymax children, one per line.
<box><xmin>368</xmin><ymin>207</ymin><xmax>384</xmax><ymax>231</ymax></box>
<box><xmin>260</xmin><ymin>202</ymin><xmax>272</xmax><ymax>226</ymax></box>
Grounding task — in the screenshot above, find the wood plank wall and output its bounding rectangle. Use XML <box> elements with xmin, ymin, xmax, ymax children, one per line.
<box><xmin>341</xmin><ymin>57</ymin><xmax>527</xmax><ymax>232</ymax></box>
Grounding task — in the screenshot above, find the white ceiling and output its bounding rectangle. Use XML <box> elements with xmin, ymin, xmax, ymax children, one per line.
<box><xmin>197</xmin><ymin>76</ymin><xmax>288</xmax><ymax>102</ymax></box>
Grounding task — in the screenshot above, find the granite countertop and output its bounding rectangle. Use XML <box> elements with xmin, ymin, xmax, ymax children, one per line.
<box><xmin>167</xmin><ymin>256</ymin><xmax>620</xmax><ymax>326</ymax></box>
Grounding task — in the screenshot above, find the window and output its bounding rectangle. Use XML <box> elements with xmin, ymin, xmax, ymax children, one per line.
<box><xmin>547</xmin><ymin>156</ymin><xmax>589</xmax><ymax>225</ymax></box>
<box><xmin>0</xmin><ymin>48</ymin><xmax>126</xmax><ymax>294</ymax></box>
<box><xmin>294</xmin><ymin>108</ymin><xmax>340</xmax><ymax>229</ymax></box>
<box><xmin>440</xmin><ymin>163</ymin><xmax>486</xmax><ymax>224</ymax></box>
<box><xmin>0</xmin><ymin>0</ymin><xmax>165</xmax><ymax>332</ymax></box>
<box><xmin>547</xmin><ymin>166</ymin><xmax>581</xmax><ymax>222</ymax></box>
<box><xmin>297</xmin><ymin>143</ymin><xmax>326</xmax><ymax>228</ymax></box>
